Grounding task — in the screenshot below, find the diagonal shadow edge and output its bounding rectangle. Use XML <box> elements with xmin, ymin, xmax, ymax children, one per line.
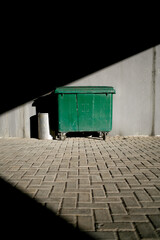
<box><xmin>1</xmin><ymin>40</ymin><xmax>159</xmax><ymax>114</ymax></box>
<box><xmin>0</xmin><ymin>176</ymin><xmax>95</xmax><ymax>239</ymax></box>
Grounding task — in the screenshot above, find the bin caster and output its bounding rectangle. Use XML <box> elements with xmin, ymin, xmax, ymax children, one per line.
<box><xmin>99</xmin><ymin>132</ymin><xmax>103</xmax><ymax>138</ymax></box>
<box><xmin>102</xmin><ymin>132</ymin><xmax>108</xmax><ymax>141</ymax></box>
<box><xmin>59</xmin><ymin>132</ymin><xmax>66</xmax><ymax>141</ymax></box>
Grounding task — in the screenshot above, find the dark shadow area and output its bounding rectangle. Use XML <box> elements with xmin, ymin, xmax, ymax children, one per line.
<box><xmin>67</xmin><ymin>132</ymin><xmax>101</xmax><ymax>138</ymax></box>
<box><xmin>1</xmin><ymin>37</ymin><xmax>159</xmax><ymax>114</ymax></box>
<box><xmin>30</xmin><ymin>115</ymin><xmax>38</xmax><ymax>138</ymax></box>
<box><xmin>0</xmin><ymin>177</ymin><xmax>94</xmax><ymax>239</ymax></box>
<box><xmin>1</xmin><ymin>12</ymin><xmax>159</xmax><ymax>114</ymax></box>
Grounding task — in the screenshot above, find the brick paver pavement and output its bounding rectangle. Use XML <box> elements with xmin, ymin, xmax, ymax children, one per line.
<box><xmin>0</xmin><ymin>136</ymin><xmax>160</xmax><ymax>239</ymax></box>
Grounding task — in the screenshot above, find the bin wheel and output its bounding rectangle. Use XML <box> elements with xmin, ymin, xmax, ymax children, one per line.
<box><xmin>59</xmin><ymin>133</ymin><xmax>66</xmax><ymax>141</ymax></box>
<box><xmin>99</xmin><ymin>132</ymin><xmax>103</xmax><ymax>138</ymax></box>
<box><xmin>103</xmin><ymin>132</ymin><xmax>108</xmax><ymax>141</ymax></box>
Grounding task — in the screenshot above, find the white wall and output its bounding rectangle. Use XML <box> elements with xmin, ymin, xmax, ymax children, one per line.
<box><xmin>155</xmin><ymin>45</ymin><xmax>160</xmax><ymax>135</ymax></box>
<box><xmin>0</xmin><ymin>102</ymin><xmax>36</xmax><ymax>138</ymax></box>
<box><xmin>66</xmin><ymin>45</ymin><xmax>160</xmax><ymax>136</ymax></box>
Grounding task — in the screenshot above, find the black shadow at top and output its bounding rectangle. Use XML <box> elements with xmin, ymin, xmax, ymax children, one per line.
<box><xmin>0</xmin><ymin>177</ymin><xmax>94</xmax><ymax>240</ymax></box>
<box><xmin>1</xmin><ymin>18</ymin><xmax>159</xmax><ymax>114</ymax></box>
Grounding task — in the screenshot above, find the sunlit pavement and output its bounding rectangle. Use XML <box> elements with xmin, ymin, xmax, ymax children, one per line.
<box><xmin>0</xmin><ymin>136</ymin><xmax>160</xmax><ymax>239</ymax></box>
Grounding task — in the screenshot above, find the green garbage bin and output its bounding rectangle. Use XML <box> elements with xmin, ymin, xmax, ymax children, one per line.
<box><xmin>54</xmin><ymin>86</ymin><xmax>116</xmax><ymax>140</ymax></box>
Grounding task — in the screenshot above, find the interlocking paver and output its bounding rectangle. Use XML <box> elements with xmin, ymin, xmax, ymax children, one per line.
<box><xmin>118</xmin><ymin>231</ymin><xmax>139</xmax><ymax>240</ymax></box>
<box><xmin>96</xmin><ymin>222</ymin><xmax>134</xmax><ymax>231</ymax></box>
<box><xmin>94</xmin><ymin>209</ymin><xmax>112</xmax><ymax>222</ymax></box>
<box><xmin>62</xmin><ymin>198</ymin><xmax>77</xmax><ymax>208</ymax></box>
<box><xmin>78</xmin><ymin>192</ymin><xmax>91</xmax><ymax>202</ymax></box>
<box><xmin>123</xmin><ymin>196</ymin><xmax>141</xmax><ymax>208</ymax></box>
<box><xmin>77</xmin><ymin>216</ymin><xmax>95</xmax><ymax>231</ymax></box>
<box><xmin>113</xmin><ymin>215</ymin><xmax>149</xmax><ymax>224</ymax></box>
<box><xmin>109</xmin><ymin>202</ymin><xmax>128</xmax><ymax>215</ymax></box>
<box><xmin>135</xmin><ymin>189</ymin><xmax>152</xmax><ymax>202</ymax></box>
<box><xmin>0</xmin><ymin>136</ymin><xmax>160</xmax><ymax>239</ymax></box>
<box><xmin>92</xmin><ymin>188</ymin><xmax>106</xmax><ymax>197</ymax></box>
<box><xmin>89</xmin><ymin>231</ymin><xmax>117</xmax><ymax>240</ymax></box>
<box><xmin>135</xmin><ymin>222</ymin><xmax>159</xmax><ymax>238</ymax></box>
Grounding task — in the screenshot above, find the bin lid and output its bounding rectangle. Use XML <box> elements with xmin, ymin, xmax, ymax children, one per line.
<box><xmin>55</xmin><ymin>86</ymin><xmax>116</xmax><ymax>94</ymax></box>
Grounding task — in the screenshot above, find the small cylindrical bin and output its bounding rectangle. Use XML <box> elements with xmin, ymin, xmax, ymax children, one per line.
<box><xmin>38</xmin><ymin>113</ymin><xmax>52</xmax><ymax>139</ymax></box>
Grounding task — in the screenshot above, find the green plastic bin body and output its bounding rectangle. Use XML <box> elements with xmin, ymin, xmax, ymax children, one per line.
<box><xmin>55</xmin><ymin>86</ymin><xmax>116</xmax><ymax>134</ymax></box>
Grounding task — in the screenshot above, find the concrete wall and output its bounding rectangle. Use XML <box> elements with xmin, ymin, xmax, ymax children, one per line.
<box><xmin>66</xmin><ymin>45</ymin><xmax>160</xmax><ymax>136</ymax></box>
<box><xmin>0</xmin><ymin>45</ymin><xmax>159</xmax><ymax>138</ymax></box>
<box><xmin>155</xmin><ymin>45</ymin><xmax>160</xmax><ymax>135</ymax></box>
<box><xmin>0</xmin><ymin>102</ymin><xmax>36</xmax><ymax>138</ymax></box>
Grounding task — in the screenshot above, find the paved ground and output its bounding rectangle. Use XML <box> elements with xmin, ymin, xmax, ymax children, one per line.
<box><xmin>0</xmin><ymin>136</ymin><xmax>160</xmax><ymax>239</ymax></box>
